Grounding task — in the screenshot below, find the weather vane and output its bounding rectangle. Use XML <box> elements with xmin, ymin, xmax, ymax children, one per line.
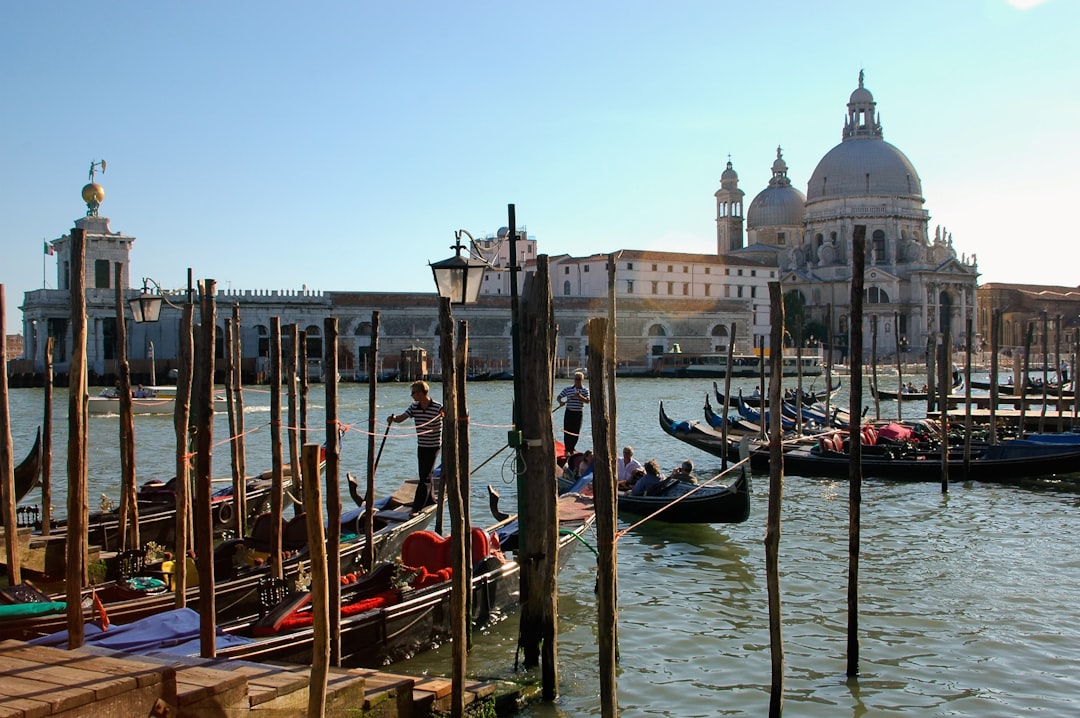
<box><xmin>88</xmin><ymin>159</ymin><xmax>107</xmax><ymax>182</ymax></box>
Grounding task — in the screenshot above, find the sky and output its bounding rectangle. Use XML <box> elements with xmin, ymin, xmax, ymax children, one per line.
<box><xmin>3</xmin><ymin>0</ymin><xmax>1076</xmax><ymax>332</ymax></box>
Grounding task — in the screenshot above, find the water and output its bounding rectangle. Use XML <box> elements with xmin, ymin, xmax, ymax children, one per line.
<box><xmin>7</xmin><ymin>376</ymin><xmax>1080</xmax><ymax>716</ymax></box>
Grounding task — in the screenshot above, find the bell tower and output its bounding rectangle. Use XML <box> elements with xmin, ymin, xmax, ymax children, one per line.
<box><xmin>715</xmin><ymin>158</ymin><xmax>744</xmax><ymax>253</ymax></box>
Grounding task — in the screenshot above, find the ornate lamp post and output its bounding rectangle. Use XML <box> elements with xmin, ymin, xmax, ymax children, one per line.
<box><xmin>430</xmin><ymin>230</ymin><xmax>487</xmax><ymax>306</ymax></box>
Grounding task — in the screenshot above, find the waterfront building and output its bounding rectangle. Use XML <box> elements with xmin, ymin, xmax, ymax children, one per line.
<box><xmin>15</xmin><ymin>72</ymin><xmax>999</xmax><ymax>382</ymax></box>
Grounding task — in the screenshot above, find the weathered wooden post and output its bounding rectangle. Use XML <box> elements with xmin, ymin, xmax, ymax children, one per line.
<box><xmin>870</xmin><ymin>313</ymin><xmax>880</xmax><ymax>421</ymax></box>
<box><xmin>270</xmin><ymin>318</ymin><xmax>285</xmax><ymax>579</ymax></box>
<box><xmin>518</xmin><ymin>256</ymin><xmax>559</xmax><ymax>696</ymax></box>
<box><xmin>1039</xmin><ymin>311</ymin><xmax>1049</xmax><ymax>434</ymax></box>
<box><xmin>0</xmin><ymin>285</ymin><xmax>19</xmax><ymax>584</ymax></box>
<box><xmin>302</xmin><ymin>442</ymin><xmax>329</xmax><ymax>718</ymax></box>
<box><xmin>1019</xmin><ymin>322</ymin><xmax>1034</xmax><ymax>438</ymax></box>
<box><xmin>299</xmin><ymin>328</ymin><xmax>309</xmax><ymax>447</ymax></box>
<box><xmin>232</xmin><ymin>305</ymin><xmax>247</xmax><ymax>511</ymax></box>
<box><xmin>224</xmin><ymin>319</ymin><xmax>242</xmax><ymax>536</ymax></box>
<box><xmin>65</xmin><ymin>227</ymin><xmax>89</xmax><ymax>647</ymax></box>
<box><xmin>588</xmin><ymin>317</ymin><xmax>618</xmax><ymax>718</ymax></box>
<box><xmin>939</xmin><ymin>330</ymin><xmax>951</xmax><ymax>493</ymax></box>
<box><xmin>847</xmin><ymin>225</ymin><xmax>866</xmax><ymax>678</ymax></box>
<box><xmin>765</xmin><ymin>281</ymin><xmax>786</xmax><ymax>717</ymax></box>
<box><xmin>721</xmin><ymin>323</ymin><xmax>736</xmax><ymax>470</ymax></box>
<box><xmin>173</xmin><ymin>299</ymin><xmax>194</xmax><ymax>606</ymax></box>
<box><xmin>437</xmin><ymin>299</ymin><xmax>465</xmax><ymax>717</ymax></box>
<box><xmin>989</xmin><ymin>309</ymin><xmax>1001</xmax><ymax>444</ymax></box>
<box><xmin>894</xmin><ymin>311</ymin><xmax>903</xmax><ymax>420</ymax></box>
<box><xmin>324</xmin><ymin>317</ymin><xmax>342</xmax><ymax>666</ymax></box>
<box><xmin>363</xmin><ymin>311</ymin><xmax>380</xmax><ymax>572</ymax></box>
<box><xmin>963</xmin><ymin>318</ymin><xmax>974</xmax><ymax>479</ymax></box>
<box><xmin>825</xmin><ymin>303</ymin><xmax>833</xmax><ymax>424</ymax></box>
<box><xmin>113</xmin><ymin>263</ymin><xmax>139</xmax><ymax>551</ymax></box>
<box><xmin>194</xmin><ymin>280</ymin><xmax>217</xmax><ymax>657</ymax></box>
<box><xmin>286</xmin><ymin>324</ymin><xmax>302</xmax><ymax>513</ymax></box>
<box><xmin>1055</xmin><ymin>315</ymin><xmax>1065</xmax><ymax>432</ymax></box>
<box><xmin>42</xmin><ymin>337</ymin><xmax>54</xmax><ymax>536</ymax></box>
<box><xmin>455</xmin><ymin>318</ymin><xmax>473</xmax><ymax>653</ymax></box>
<box><xmin>606</xmin><ymin>253</ymin><xmax>618</xmax><ymax>465</ymax></box>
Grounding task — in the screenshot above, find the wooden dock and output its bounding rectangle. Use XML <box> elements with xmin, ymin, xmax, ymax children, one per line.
<box><xmin>0</xmin><ymin>639</ymin><xmax>511</xmax><ymax>717</ymax></box>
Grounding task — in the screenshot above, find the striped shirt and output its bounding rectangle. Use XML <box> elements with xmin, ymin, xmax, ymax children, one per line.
<box><xmin>406</xmin><ymin>399</ymin><xmax>444</xmax><ymax>448</ymax></box>
<box><xmin>558</xmin><ymin>384</ymin><xmax>589</xmax><ymax>412</ymax></box>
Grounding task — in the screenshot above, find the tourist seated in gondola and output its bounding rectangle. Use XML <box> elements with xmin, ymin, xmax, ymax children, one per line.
<box><xmin>667</xmin><ymin>459</ymin><xmax>698</xmax><ymax>484</ymax></box>
<box><xmin>629</xmin><ymin>459</ymin><xmax>664</xmax><ymax>496</ymax></box>
<box><xmin>616</xmin><ymin>445</ymin><xmax>643</xmax><ymax>485</ymax></box>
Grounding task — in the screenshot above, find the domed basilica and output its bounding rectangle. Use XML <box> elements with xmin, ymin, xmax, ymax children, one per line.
<box><xmin>716</xmin><ymin>72</ymin><xmax>979</xmax><ymax>358</ymax></box>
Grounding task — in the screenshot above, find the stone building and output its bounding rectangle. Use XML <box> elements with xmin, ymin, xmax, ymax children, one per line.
<box><xmin>976</xmin><ymin>283</ymin><xmax>1080</xmax><ymax>362</ymax></box>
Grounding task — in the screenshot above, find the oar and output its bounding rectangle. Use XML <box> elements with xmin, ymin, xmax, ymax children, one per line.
<box><xmin>349</xmin><ymin>422</ymin><xmax>393</xmax><ymax>509</ymax></box>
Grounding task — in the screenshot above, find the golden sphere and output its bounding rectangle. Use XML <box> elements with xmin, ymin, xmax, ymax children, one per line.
<box><xmin>81</xmin><ymin>182</ymin><xmax>105</xmax><ymax>204</ymax></box>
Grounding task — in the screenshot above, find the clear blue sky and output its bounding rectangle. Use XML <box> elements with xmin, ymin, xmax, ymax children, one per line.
<box><xmin>3</xmin><ymin>0</ymin><xmax>1075</xmax><ymax>332</ymax></box>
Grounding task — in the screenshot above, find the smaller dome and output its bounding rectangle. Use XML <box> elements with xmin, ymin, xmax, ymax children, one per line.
<box><xmin>720</xmin><ymin>160</ymin><xmax>738</xmax><ymax>181</ymax></box>
<box><xmin>849</xmin><ymin>86</ymin><xmax>873</xmax><ymax>104</ymax></box>
<box><xmin>747</xmin><ymin>185</ymin><xmax>806</xmax><ymax>229</ymax></box>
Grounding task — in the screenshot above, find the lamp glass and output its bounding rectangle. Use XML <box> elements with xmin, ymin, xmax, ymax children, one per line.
<box><xmin>430</xmin><ymin>255</ymin><xmax>484</xmax><ymax>305</ymax></box>
<box><xmin>129</xmin><ymin>293</ymin><xmax>163</xmax><ymax>323</ymax></box>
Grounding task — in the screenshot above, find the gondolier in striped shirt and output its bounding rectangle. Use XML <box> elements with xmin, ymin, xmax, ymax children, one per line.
<box><xmin>556</xmin><ymin>371</ymin><xmax>590</xmax><ymax>455</ymax></box>
<box><xmin>388</xmin><ymin>380</ymin><xmax>444</xmax><ymax>514</ymax></box>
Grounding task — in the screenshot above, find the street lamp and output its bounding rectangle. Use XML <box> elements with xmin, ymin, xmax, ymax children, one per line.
<box><xmin>429</xmin><ymin>230</ymin><xmax>487</xmax><ymax>306</ymax></box>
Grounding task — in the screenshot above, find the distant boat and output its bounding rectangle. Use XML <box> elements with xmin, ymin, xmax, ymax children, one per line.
<box><xmin>88</xmin><ymin>385</ymin><xmax>229</xmax><ymax>416</ymax></box>
<box><xmin>652</xmin><ymin>352</ymin><xmax>823</xmax><ymax>379</ymax></box>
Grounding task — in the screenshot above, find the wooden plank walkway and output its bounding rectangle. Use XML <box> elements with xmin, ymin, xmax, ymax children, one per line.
<box><xmin>0</xmin><ymin>639</ymin><xmax>507</xmax><ymax>717</ymax></box>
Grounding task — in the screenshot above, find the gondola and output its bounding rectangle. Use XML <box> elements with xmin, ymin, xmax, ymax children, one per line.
<box><xmin>0</xmin><ymin>482</ymin><xmax>436</xmax><ymax>642</ymax></box>
<box><xmin>660</xmin><ymin>401</ymin><xmax>745</xmax><ymax>462</ymax></box>
<box><xmin>36</xmin><ymin>495</ymin><xmax>596</xmax><ymax>670</ymax></box>
<box><xmin>616</xmin><ymin>468</ymin><xmax>750</xmax><ymax>524</ymax></box>
<box><xmin>870</xmin><ymin>367</ymin><xmax>964</xmax><ymax>401</ymax></box>
<box><xmin>713</xmin><ymin>379</ymin><xmax>842</xmax><ymax>409</ymax></box>
<box><xmin>749</xmin><ymin>430</ymin><xmax>1080</xmax><ymax>482</ymax></box>
<box><xmin>0</xmin><ymin>428</ymin><xmax>42</xmax><ymax>527</ymax></box>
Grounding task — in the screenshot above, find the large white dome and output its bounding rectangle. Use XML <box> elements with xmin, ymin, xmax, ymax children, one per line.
<box><xmin>806</xmin><ymin>139</ymin><xmax>923</xmax><ymax>202</ymax></box>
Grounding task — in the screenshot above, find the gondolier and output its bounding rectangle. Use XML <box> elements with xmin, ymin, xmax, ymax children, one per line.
<box><xmin>556</xmin><ymin>371</ymin><xmax>590</xmax><ymax>454</ymax></box>
<box><xmin>388</xmin><ymin>380</ymin><xmax>444</xmax><ymax>514</ymax></box>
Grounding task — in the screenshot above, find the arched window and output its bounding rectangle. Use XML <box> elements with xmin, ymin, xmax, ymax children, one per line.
<box><xmin>866</xmin><ymin>287</ymin><xmax>891</xmax><ymax>304</ymax></box>
<box><xmin>872</xmin><ymin>229</ymin><xmax>886</xmax><ymax>263</ymax></box>
<box><xmin>563</xmin><ymin>280</ymin><xmax>571</xmax><ymax>296</ymax></box>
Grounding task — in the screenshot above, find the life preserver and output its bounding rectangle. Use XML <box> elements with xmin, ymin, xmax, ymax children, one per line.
<box><xmin>217</xmin><ymin>501</ymin><xmax>234</xmax><ymax>525</ymax></box>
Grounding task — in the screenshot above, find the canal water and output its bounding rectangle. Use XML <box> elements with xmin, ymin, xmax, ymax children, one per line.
<box><xmin>7</xmin><ymin>375</ymin><xmax>1080</xmax><ymax>716</ymax></box>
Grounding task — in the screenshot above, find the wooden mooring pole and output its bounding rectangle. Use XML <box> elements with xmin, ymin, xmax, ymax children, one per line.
<box><xmin>173</xmin><ymin>298</ymin><xmax>194</xmax><ymax>607</ymax></box>
<box><xmin>0</xmin><ymin>285</ymin><xmax>19</xmax><ymax>584</ymax></box>
<box><xmin>269</xmin><ymin>318</ymin><xmax>285</xmax><ymax>579</ymax></box>
<box><xmin>302</xmin><ymin>442</ymin><xmax>329</xmax><ymax>718</ymax></box>
<box><xmin>364</xmin><ymin>311</ymin><xmax>380</xmax><ymax>572</ymax></box>
<box><xmin>518</xmin><ymin>255</ymin><xmax>559</xmax><ymax>698</ymax></box>
<box><xmin>114</xmin><ymin>263</ymin><xmax>138</xmax><ymax>551</ymax></box>
<box><xmin>42</xmin><ymin>337</ymin><xmax>54</xmax><ymax>537</ymax></box>
<box><xmin>194</xmin><ymin>280</ymin><xmax>217</xmax><ymax>657</ymax></box>
<box><xmin>765</xmin><ymin>281</ymin><xmax>786</xmax><ymax>717</ymax></box>
<box><xmin>65</xmin><ymin>228</ymin><xmax>89</xmax><ymax>647</ymax></box>
<box><xmin>847</xmin><ymin>226</ymin><xmax>866</xmax><ymax>677</ymax></box>
<box><xmin>324</xmin><ymin>317</ymin><xmax>342</xmax><ymax>666</ymax></box>
<box><xmin>588</xmin><ymin>317</ymin><xmax>619</xmax><ymax>718</ymax></box>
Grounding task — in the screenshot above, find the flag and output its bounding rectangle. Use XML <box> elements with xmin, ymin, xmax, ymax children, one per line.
<box><xmin>44</xmin><ymin>241</ymin><xmax>55</xmax><ymax>256</ymax></box>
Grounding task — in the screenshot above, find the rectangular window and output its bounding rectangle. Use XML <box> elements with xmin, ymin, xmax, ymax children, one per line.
<box><xmin>737</xmin><ymin>269</ymin><xmax>743</xmax><ymax>276</ymax></box>
<box><xmin>627</xmin><ymin>262</ymin><xmax>634</xmax><ymax>270</ymax></box>
<box><xmin>751</xmin><ymin>270</ymin><xmax>757</xmax><ymax>277</ymax></box>
<box><xmin>778</xmin><ymin>232</ymin><xmax>786</xmax><ymax>246</ymax></box>
<box><xmin>651</xmin><ymin>281</ymin><xmax>658</xmax><ymax>294</ymax></box>
<box><xmin>704</xmin><ymin>267</ymin><xmax>711</xmax><ymax>275</ymax></box>
<box><xmin>95</xmin><ymin>259</ymin><xmax>111</xmax><ymax>289</ymax></box>
<box><xmin>584</xmin><ymin>265</ymin><xmax>590</xmax><ymax>272</ymax></box>
<box><xmin>724</xmin><ymin>286</ymin><xmax>731</xmax><ymax>298</ymax></box>
<box><xmin>652</xmin><ymin>264</ymin><xmax>658</xmax><ymax>271</ymax></box>
<box><xmin>667</xmin><ymin>265</ymin><xmax>674</xmax><ymax>273</ymax></box>
<box><xmin>751</xmin><ymin>286</ymin><xmax>757</xmax><ymax>298</ymax></box>
<box><xmin>704</xmin><ymin>284</ymin><xmax>711</xmax><ymax>296</ymax></box>
<box><xmin>626</xmin><ymin>280</ymin><xmax>634</xmax><ymax>294</ymax></box>
<box><xmin>737</xmin><ymin>286</ymin><xmax>744</xmax><ymax>298</ymax></box>
<box><xmin>683</xmin><ymin>283</ymin><xmax>689</xmax><ymax>296</ymax></box>
<box><xmin>667</xmin><ymin>282</ymin><xmax>674</xmax><ymax>294</ymax></box>
<box><xmin>683</xmin><ymin>266</ymin><xmax>689</xmax><ymax>273</ymax></box>
<box><xmin>565</xmin><ymin>267</ymin><xmax>570</xmax><ymax>274</ymax></box>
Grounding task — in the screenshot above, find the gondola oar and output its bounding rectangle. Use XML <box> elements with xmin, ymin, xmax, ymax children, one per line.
<box><xmin>348</xmin><ymin>422</ymin><xmax>392</xmax><ymax>508</ymax></box>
